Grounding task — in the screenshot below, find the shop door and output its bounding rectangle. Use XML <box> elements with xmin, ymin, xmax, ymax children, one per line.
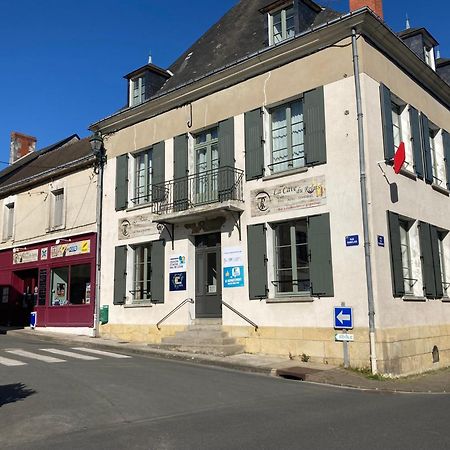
<box><xmin>17</xmin><ymin>269</ymin><xmax>38</xmax><ymax>326</ymax></box>
<box><xmin>195</xmin><ymin>233</ymin><xmax>222</xmax><ymax>318</ymax></box>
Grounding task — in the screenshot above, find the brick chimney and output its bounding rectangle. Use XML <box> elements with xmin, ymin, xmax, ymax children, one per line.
<box><xmin>350</xmin><ymin>0</ymin><xmax>383</xmax><ymax>19</ymax></box>
<box><xmin>10</xmin><ymin>132</ymin><xmax>37</xmax><ymax>164</ymax></box>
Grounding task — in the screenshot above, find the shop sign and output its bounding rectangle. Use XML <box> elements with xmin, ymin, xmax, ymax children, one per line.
<box><xmin>118</xmin><ymin>212</ymin><xmax>160</xmax><ymax>240</ymax></box>
<box><xmin>51</xmin><ymin>240</ymin><xmax>90</xmax><ymax>259</ymax></box>
<box><xmin>13</xmin><ymin>249</ymin><xmax>39</xmax><ymax>265</ymax></box>
<box><xmin>223</xmin><ymin>247</ymin><xmax>244</xmax><ymax>288</ymax></box>
<box><xmin>250</xmin><ymin>176</ymin><xmax>326</xmax><ymax>217</ymax></box>
<box><xmin>169</xmin><ymin>255</ymin><xmax>187</xmax><ymax>291</ymax></box>
<box><xmin>40</xmin><ymin>248</ymin><xmax>48</xmax><ymax>260</ymax></box>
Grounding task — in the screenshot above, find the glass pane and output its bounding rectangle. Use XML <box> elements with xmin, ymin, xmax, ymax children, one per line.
<box><xmin>296</xmin><ymin>244</ymin><xmax>309</xmax><ymax>267</ymax></box>
<box><xmin>277</xmin><ymin>246</ymin><xmax>292</xmax><ymax>269</ymax></box>
<box><xmin>272</xmin><ymin>106</ymin><xmax>288</xmax><ymax>172</ymax></box>
<box><xmin>207</xmin><ymin>252</ymin><xmax>217</xmax><ymax>293</ymax></box>
<box><xmin>291</xmin><ymin>101</ymin><xmax>305</xmax><ymax>167</ymax></box>
<box><xmin>297</xmin><ymin>268</ymin><xmax>310</xmax><ymax>292</ymax></box>
<box><xmin>51</xmin><ymin>267</ymin><xmax>69</xmax><ymax>306</ymax></box>
<box><xmin>277</xmin><ymin>270</ymin><xmax>293</xmax><ymax>293</ymax></box>
<box><xmin>286</xmin><ymin>7</ymin><xmax>295</xmax><ymax>38</ymax></box>
<box><xmin>272</xmin><ymin>11</ymin><xmax>282</xmax><ymax>43</ymax></box>
<box><xmin>276</xmin><ymin>223</ymin><xmax>291</xmax><ymax>246</ymax></box>
<box><xmin>295</xmin><ymin>220</ymin><xmax>307</xmax><ymax>244</ymax></box>
<box><xmin>69</xmin><ymin>264</ymin><xmax>91</xmax><ymax>305</ymax></box>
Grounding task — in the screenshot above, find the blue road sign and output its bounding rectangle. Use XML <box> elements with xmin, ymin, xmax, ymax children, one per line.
<box><xmin>345</xmin><ymin>235</ymin><xmax>359</xmax><ymax>247</ymax></box>
<box><xmin>377</xmin><ymin>235</ymin><xmax>385</xmax><ymax>247</ymax></box>
<box><xmin>334</xmin><ymin>307</ymin><xmax>353</xmax><ymax>329</ymax></box>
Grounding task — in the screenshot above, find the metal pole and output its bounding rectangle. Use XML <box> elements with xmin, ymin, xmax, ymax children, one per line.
<box><xmin>351</xmin><ymin>29</ymin><xmax>377</xmax><ymax>374</ymax></box>
<box><xmin>93</xmin><ymin>150</ymin><xmax>104</xmax><ymax>338</ymax></box>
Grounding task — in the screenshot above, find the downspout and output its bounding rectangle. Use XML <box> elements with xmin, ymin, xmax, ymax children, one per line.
<box><xmin>351</xmin><ymin>28</ymin><xmax>378</xmax><ymax>374</ymax></box>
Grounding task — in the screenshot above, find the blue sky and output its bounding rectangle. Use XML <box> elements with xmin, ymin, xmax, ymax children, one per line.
<box><xmin>0</xmin><ymin>0</ymin><xmax>448</xmax><ymax>167</ymax></box>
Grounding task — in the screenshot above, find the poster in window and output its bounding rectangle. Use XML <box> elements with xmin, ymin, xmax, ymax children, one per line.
<box><xmin>85</xmin><ymin>282</ymin><xmax>91</xmax><ymax>304</ymax></box>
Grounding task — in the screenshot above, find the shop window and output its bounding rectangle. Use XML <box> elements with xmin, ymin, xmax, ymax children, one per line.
<box><xmin>1</xmin><ymin>287</ymin><xmax>9</xmax><ymax>304</ymax></box>
<box><xmin>50</xmin><ymin>264</ymin><xmax>91</xmax><ymax>306</ymax></box>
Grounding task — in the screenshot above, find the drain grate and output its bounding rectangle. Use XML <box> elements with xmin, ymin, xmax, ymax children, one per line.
<box><xmin>276</xmin><ymin>366</ymin><xmax>322</xmax><ymax>381</ymax></box>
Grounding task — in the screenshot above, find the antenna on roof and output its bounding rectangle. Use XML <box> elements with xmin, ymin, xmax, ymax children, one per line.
<box><xmin>405</xmin><ymin>14</ymin><xmax>411</xmax><ymax>30</ymax></box>
<box><xmin>148</xmin><ymin>51</ymin><xmax>152</xmax><ymax>64</ymax></box>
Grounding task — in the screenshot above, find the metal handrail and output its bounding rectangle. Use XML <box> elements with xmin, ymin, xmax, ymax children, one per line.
<box><xmin>221</xmin><ymin>300</ymin><xmax>258</xmax><ymax>331</ymax></box>
<box><xmin>156</xmin><ymin>298</ymin><xmax>194</xmax><ymax>330</ymax></box>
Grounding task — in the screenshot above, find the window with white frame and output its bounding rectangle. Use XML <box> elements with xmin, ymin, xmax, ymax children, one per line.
<box><xmin>131</xmin><ymin>243</ymin><xmax>152</xmax><ymax>302</ymax></box>
<box><xmin>273</xmin><ymin>219</ymin><xmax>309</xmax><ymax>295</ymax></box>
<box><xmin>269</xmin><ymin>3</ymin><xmax>295</xmax><ymax>45</ymax></box>
<box><xmin>424</xmin><ymin>46</ymin><xmax>435</xmax><ymax>70</ymax></box>
<box><xmin>438</xmin><ymin>231</ymin><xmax>450</xmax><ymax>297</ymax></box>
<box><xmin>429</xmin><ymin>125</ymin><xmax>446</xmax><ymax>187</ymax></box>
<box><xmin>133</xmin><ymin>149</ymin><xmax>152</xmax><ymax>205</ymax></box>
<box><xmin>399</xmin><ymin>219</ymin><xmax>414</xmax><ymax>295</ymax></box>
<box><xmin>3</xmin><ymin>202</ymin><xmax>15</xmax><ymax>240</ymax></box>
<box><xmin>50</xmin><ymin>189</ymin><xmax>65</xmax><ymax>229</ymax></box>
<box><xmin>131</xmin><ymin>76</ymin><xmax>147</xmax><ymax>107</ymax></box>
<box><xmin>270</xmin><ymin>99</ymin><xmax>304</xmax><ymax>173</ymax></box>
<box><xmin>391</xmin><ymin>102</ymin><xmax>403</xmax><ymax>152</ymax></box>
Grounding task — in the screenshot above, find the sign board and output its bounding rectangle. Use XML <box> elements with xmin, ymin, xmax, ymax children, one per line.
<box><xmin>169</xmin><ymin>255</ymin><xmax>187</xmax><ymax>291</ymax></box>
<box><xmin>13</xmin><ymin>249</ymin><xmax>39</xmax><ymax>265</ymax></box>
<box><xmin>377</xmin><ymin>235</ymin><xmax>385</xmax><ymax>247</ymax></box>
<box><xmin>334</xmin><ymin>306</ymin><xmax>353</xmax><ymax>329</ymax></box>
<box><xmin>345</xmin><ymin>235</ymin><xmax>359</xmax><ymax>247</ymax></box>
<box><xmin>335</xmin><ymin>333</ymin><xmax>354</xmax><ymax>342</ymax></box>
<box><xmin>118</xmin><ymin>212</ymin><xmax>160</xmax><ymax>240</ymax></box>
<box><xmin>251</xmin><ymin>176</ymin><xmax>326</xmax><ymax>217</ymax></box>
<box><xmin>50</xmin><ymin>240</ymin><xmax>90</xmax><ymax>259</ymax></box>
<box><xmin>223</xmin><ymin>247</ymin><xmax>244</xmax><ymax>288</ymax></box>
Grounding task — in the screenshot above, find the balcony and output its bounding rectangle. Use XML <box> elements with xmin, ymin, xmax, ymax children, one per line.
<box><xmin>151</xmin><ymin>166</ymin><xmax>244</xmax><ymax>223</ymax></box>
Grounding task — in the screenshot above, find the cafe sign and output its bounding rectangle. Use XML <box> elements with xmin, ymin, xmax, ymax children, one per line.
<box><xmin>251</xmin><ymin>176</ymin><xmax>326</xmax><ymax>217</ymax></box>
<box><xmin>118</xmin><ymin>212</ymin><xmax>160</xmax><ymax>240</ymax></box>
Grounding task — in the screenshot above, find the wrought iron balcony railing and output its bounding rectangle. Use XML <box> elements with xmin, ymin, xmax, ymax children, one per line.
<box><xmin>151</xmin><ymin>166</ymin><xmax>244</xmax><ymax>215</ymax></box>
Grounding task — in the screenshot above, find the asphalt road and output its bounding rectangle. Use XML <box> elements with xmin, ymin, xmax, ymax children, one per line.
<box><xmin>1</xmin><ymin>333</ymin><xmax>450</xmax><ymax>450</ymax></box>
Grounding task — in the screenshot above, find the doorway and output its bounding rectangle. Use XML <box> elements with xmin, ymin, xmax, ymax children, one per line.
<box><xmin>195</xmin><ymin>233</ymin><xmax>222</xmax><ymax>318</ymax></box>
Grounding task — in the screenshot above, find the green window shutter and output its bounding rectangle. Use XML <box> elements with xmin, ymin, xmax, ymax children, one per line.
<box><xmin>304</xmin><ymin>86</ymin><xmax>326</xmax><ymax>166</ymax></box>
<box><xmin>173</xmin><ymin>134</ymin><xmax>189</xmax><ymax>211</ymax></box>
<box><xmin>409</xmin><ymin>106</ymin><xmax>424</xmax><ymax>179</ymax></box>
<box><xmin>430</xmin><ymin>225</ymin><xmax>443</xmax><ymax>298</ymax></box>
<box><xmin>419</xmin><ymin>222</ymin><xmax>437</xmax><ymax>298</ymax></box>
<box><xmin>443</xmin><ymin>131</ymin><xmax>450</xmax><ymax>190</ymax></box>
<box><xmin>152</xmin><ymin>141</ymin><xmax>165</xmax><ymax>202</ymax></box>
<box><xmin>244</xmin><ymin>108</ymin><xmax>264</xmax><ymax>181</ymax></box>
<box><xmin>380</xmin><ymin>84</ymin><xmax>394</xmax><ymax>162</ymax></box>
<box><xmin>218</xmin><ymin>117</ymin><xmax>235</xmax><ymax>200</ymax></box>
<box><xmin>151</xmin><ymin>240</ymin><xmax>165</xmax><ymax>303</ymax></box>
<box><xmin>420</xmin><ymin>114</ymin><xmax>433</xmax><ymax>184</ymax></box>
<box><xmin>115</xmin><ymin>155</ymin><xmax>128</xmax><ymax>211</ymax></box>
<box><xmin>308</xmin><ymin>213</ymin><xmax>334</xmax><ymax>297</ymax></box>
<box><xmin>387</xmin><ymin>211</ymin><xmax>405</xmax><ymax>297</ymax></box>
<box><xmin>247</xmin><ymin>224</ymin><xmax>268</xmax><ymax>299</ymax></box>
<box><xmin>113</xmin><ymin>246</ymin><xmax>127</xmax><ymax>305</ymax></box>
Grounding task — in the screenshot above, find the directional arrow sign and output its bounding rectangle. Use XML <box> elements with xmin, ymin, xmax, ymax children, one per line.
<box><xmin>334</xmin><ymin>307</ymin><xmax>353</xmax><ymax>329</ymax></box>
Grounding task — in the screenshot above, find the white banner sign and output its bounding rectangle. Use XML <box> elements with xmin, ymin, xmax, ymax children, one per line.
<box><xmin>13</xmin><ymin>249</ymin><xmax>39</xmax><ymax>265</ymax></box>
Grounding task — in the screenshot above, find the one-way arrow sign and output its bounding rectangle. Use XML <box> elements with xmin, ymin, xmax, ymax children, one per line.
<box><xmin>334</xmin><ymin>307</ymin><xmax>353</xmax><ymax>329</ymax></box>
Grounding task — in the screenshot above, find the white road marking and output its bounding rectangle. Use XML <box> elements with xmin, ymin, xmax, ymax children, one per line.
<box><xmin>40</xmin><ymin>348</ymin><xmax>99</xmax><ymax>360</ymax></box>
<box><xmin>6</xmin><ymin>349</ymin><xmax>65</xmax><ymax>363</ymax></box>
<box><xmin>72</xmin><ymin>347</ymin><xmax>131</xmax><ymax>358</ymax></box>
<box><xmin>0</xmin><ymin>356</ymin><xmax>27</xmax><ymax>366</ymax></box>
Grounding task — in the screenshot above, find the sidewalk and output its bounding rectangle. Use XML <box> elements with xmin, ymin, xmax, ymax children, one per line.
<box><xmin>4</xmin><ymin>327</ymin><xmax>450</xmax><ymax>394</ymax></box>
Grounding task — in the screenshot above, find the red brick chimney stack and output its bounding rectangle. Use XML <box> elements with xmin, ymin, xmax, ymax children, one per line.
<box><xmin>350</xmin><ymin>0</ymin><xmax>384</xmax><ymax>19</ymax></box>
<box><xmin>10</xmin><ymin>132</ymin><xmax>37</xmax><ymax>164</ymax></box>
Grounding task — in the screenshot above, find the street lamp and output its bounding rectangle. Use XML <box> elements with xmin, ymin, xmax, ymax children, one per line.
<box><xmin>89</xmin><ymin>131</ymin><xmax>106</xmax><ymax>337</ymax></box>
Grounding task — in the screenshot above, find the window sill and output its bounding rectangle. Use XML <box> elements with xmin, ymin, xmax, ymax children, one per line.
<box><xmin>126</xmin><ymin>203</ymin><xmax>154</xmax><ymax>213</ymax></box>
<box><xmin>402</xmin><ymin>295</ymin><xmax>426</xmax><ymax>302</ymax></box>
<box><xmin>441</xmin><ymin>297</ymin><xmax>450</xmax><ymax>303</ymax></box>
<box><xmin>399</xmin><ymin>167</ymin><xmax>417</xmax><ymax>180</ymax></box>
<box><xmin>263</xmin><ymin>166</ymin><xmax>308</xmax><ymax>181</ymax></box>
<box><xmin>124</xmin><ymin>302</ymin><xmax>153</xmax><ymax>308</ymax></box>
<box><xmin>46</xmin><ymin>225</ymin><xmax>66</xmax><ymax>233</ymax></box>
<box><xmin>431</xmin><ymin>184</ymin><xmax>449</xmax><ymax>196</ymax></box>
<box><xmin>266</xmin><ymin>296</ymin><xmax>314</xmax><ymax>304</ymax></box>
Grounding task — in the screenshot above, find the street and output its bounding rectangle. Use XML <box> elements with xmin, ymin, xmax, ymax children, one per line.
<box><xmin>1</xmin><ymin>333</ymin><xmax>450</xmax><ymax>450</ymax></box>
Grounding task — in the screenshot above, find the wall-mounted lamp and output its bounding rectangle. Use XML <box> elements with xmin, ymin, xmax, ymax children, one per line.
<box><xmin>55</xmin><ymin>238</ymin><xmax>71</xmax><ymax>245</ymax></box>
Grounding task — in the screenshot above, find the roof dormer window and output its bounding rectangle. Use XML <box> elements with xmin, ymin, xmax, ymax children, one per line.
<box><xmin>424</xmin><ymin>46</ymin><xmax>436</xmax><ymax>70</ymax></box>
<box><xmin>131</xmin><ymin>75</ymin><xmax>147</xmax><ymax>107</ymax></box>
<box><xmin>269</xmin><ymin>3</ymin><xmax>295</xmax><ymax>45</ymax></box>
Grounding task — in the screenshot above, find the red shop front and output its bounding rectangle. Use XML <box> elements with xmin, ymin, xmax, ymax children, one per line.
<box><xmin>0</xmin><ymin>233</ymin><xmax>97</xmax><ymax>328</ymax></box>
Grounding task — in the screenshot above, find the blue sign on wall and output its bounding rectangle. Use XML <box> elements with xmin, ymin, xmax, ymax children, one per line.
<box><xmin>377</xmin><ymin>235</ymin><xmax>385</xmax><ymax>247</ymax></box>
<box><xmin>334</xmin><ymin>307</ymin><xmax>353</xmax><ymax>329</ymax></box>
<box><xmin>169</xmin><ymin>272</ymin><xmax>186</xmax><ymax>291</ymax></box>
<box><xmin>345</xmin><ymin>235</ymin><xmax>359</xmax><ymax>247</ymax></box>
<box><xmin>223</xmin><ymin>266</ymin><xmax>244</xmax><ymax>288</ymax></box>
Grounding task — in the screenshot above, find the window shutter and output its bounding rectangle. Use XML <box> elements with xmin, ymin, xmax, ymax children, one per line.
<box><xmin>409</xmin><ymin>106</ymin><xmax>424</xmax><ymax>179</ymax></box>
<box><xmin>380</xmin><ymin>84</ymin><xmax>394</xmax><ymax>162</ymax></box>
<box><xmin>152</xmin><ymin>141</ymin><xmax>165</xmax><ymax>202</ymax></box>
<box><xmin>115</xmin><ymin>155</ymin><xmax>128</xmax><ymax>211</ymax></box>
<box><xmin>173</xmin><ymin>134</ymin><xmax>189</xmax><ymax>211</ymax></box>
<box><xmin>247</xmin><ymin>224</ymin><xmax>268</xmax><ymax>299</ymax></box>
<box><xmin>151</xmin><ymin>240</ymin><xmax>165</xmax><ymax>303</ymax></box>
<box><xmin>430</xmin><ymin>225</ymin><xmax>443</xmax><ymax>298</ymax></box>
<box><xmin>218</xmin><ymin>117</ymin><xmax>235</xmax><ymax>201</ymax></box>
<box><xmin>244</xmin><ymin>108</ymin><xmax>264</xmax><ymax>181</ymax></box>
<box><xmin>420</xmin><ymin>114</ymin><xmax>433</xmax><ymax>184</ymax></box>
<box><xmin>419</xmin><ymin>222</ymin><xmax>437</xmax><ymax>298</ymax></box>
<box><xmin>308</xmin><ymin>213</ymin><xmax>334</xmax><ymax>297</ymax></box>
<box><xmin>443</xmin><ymin>131</ymin><xmax>450</xmax><ymax>190</ymax></box>
<box><xmin>304</xmin><ymin>86</ymin><xmax>326</xmax><ymax>165</ymax></box>
<box><xmin>387</xmin><ymin>211</ymin><xmax>405</xmax><ymax>297</ymax></box>
<box><xmin>113</xmin><ymin>246</ymin><xmax>127</xmax><ymax>305</ymax></box>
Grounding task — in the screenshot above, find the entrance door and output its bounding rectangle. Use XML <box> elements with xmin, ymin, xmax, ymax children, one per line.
<box><xmin>16</xmin><ymin>269</ymin><xmax>38</xmax><ymax>326</ymax></box>
<box><xmin>195</xmin><ymin>233</ymin><xmax>222</xmax><ymax>318</ymax></box>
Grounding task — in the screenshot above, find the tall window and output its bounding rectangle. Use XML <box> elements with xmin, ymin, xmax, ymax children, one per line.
<box><xmin>438</xmin><ymin>233</ymin><xmax>449</xmax><ymax>296</ymax></box>
<box><xmin>269</xmin><ymin>5</ymin><xmax>295</xmax><ymax>45</ymax></box>
<box><xmin>131</xmin><ymin>76</ymin><xmax>147</xmax><ymax>106</ymax></box>
<box><xmin>132</xmin><ymin>244</ymin><xmax>152</xmax><ymax>302</ymax></box>
<box><xmin>3</xmin><ymin>202</ymin><xmax>14</xmax><ymax>240</ymax></box>
<box><xmin>399</xmin><ymin>220</ymin><xmax>413</xmax><ymax>295</ymax></box>
<box><xmin>429</xmin><ymin>126</ymin><xmax>445</xmax><ymax>186</ymax></box>
<box><xmin>51</xmin><ymin>189</ymin><xmax>64</xmax><ymax>229</ymax></box>
<box><xmin>270</xmin><ymin>99</ymin><xmax>304</xmax><ymax>173</ymax></box>
<box><xmin>274</xmin><ymin>220</ymin><xmax>309</xmax><ymax>295</ymax></box>
<box><xmin>391</xmin><ymin>102</ymin><xmax>402</xmax><ymax>152</ymax></box>
<box><xmin>133</xmin><ymin>149</ymin><xmax>152</xmax><ymax>205</ymax></box>
<box><xmin>195</xmin><ymin>127</ymin><xmax>219</xmax><ymax>203</ymax></box>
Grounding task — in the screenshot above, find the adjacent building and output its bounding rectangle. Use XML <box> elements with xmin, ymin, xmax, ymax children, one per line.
<box><xmin>90</xmin><ymin>0</ymin><xmax>450</xmax><ymax>375</ymax></box>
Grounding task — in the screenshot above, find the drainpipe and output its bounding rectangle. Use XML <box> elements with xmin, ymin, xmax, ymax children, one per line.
<box><xmin>351</xmin><ymin>28</ymin><xmax>378</xmax><ymax>374</ymax></box>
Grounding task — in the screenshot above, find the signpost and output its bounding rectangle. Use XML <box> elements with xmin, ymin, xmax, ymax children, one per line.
<box><xmin>334</xmin><ymin>306</ymin><xmax>353</xmax><ymax>368</ymax></box>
